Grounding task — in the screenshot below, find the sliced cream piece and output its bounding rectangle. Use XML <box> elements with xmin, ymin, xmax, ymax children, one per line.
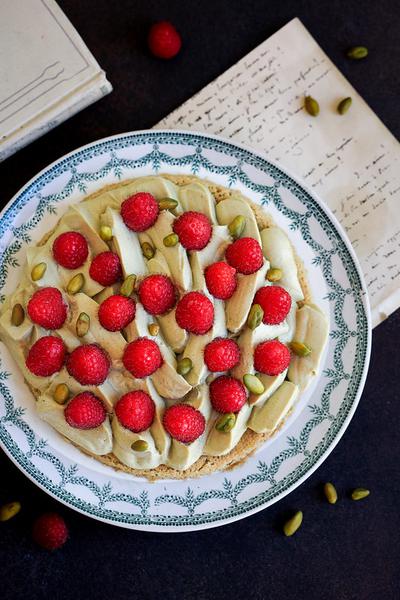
<box><xmin>112</xmin><ymin>379</ymin><xmax>170</xmax><ymax>470</ymax></box>
<box><xmin>37</xmin><ymin>395</ymin><xmax>113</xmax><ymax>455</ymax></box>
<box><xmin>141</xmin><ymin>210</ymin><xmax>192</xmax><ymax>293</ymax></box>
<box><xmin>288</xmin><ymin>304</ymin><xmax>329</xmax><ymax>391</ymax></box>
<box><xmin>146</xmin><ymin>251</ymin><xmax>188</xmax><ymax>353</ymax></box>
<box><xmin>278</xmin><ymin>300</ymin><xmax>297</xmax><ymax>345</ymax></box>
<box><xmin>260</xmin><ymin>227</ymin><xmax>304</xmax><ymax>302</ymax></box>
<box><xmin>126</xmin><ymin>303</ymin><xmax>192</xmax><ymax>399</ymax></box>
<box><xmin>204</xmin><ymin>403</ymin><xmax>252</xmax><ymax>457</ymax></box>
<box><xmin>248</xmin><ymin>381</ymin><xmax>299</xmax><ymax>434</ymax></box>
<box><xmin>123</xmin><ymin>176</ymin><xmax>179</xmax><ymax>203</ymax></box>
<box><xmin>216</xmin><ymin>197</ymin><xmax>261</xmax><ymax>243</ymax></box>
<box><xmin>231</xmin><ymin>320</ymin><xmax>289</xmax><ymax>381</ymax></box>
<box><xmin>189</xmin><ymin>225</ymin><xmax>230</xmax><ymax>290</ymax></box>
<box><xmin>43</xmin><ymin>369</ymin><xmax>118</xmax><ymax>412</ymax></box>
<box><xmin>178</xmin><ymin>181</ymin><xmax>217</xmax><ymax>221</ymax></box>
<box><xmin>248</xmin><ymin>370</ymin><xmax>287</xmax><ymax>407</ymax></box>
<box><xmin>59</xmin><ymin>292</ymin><xmax>126</xmax><ymax>360</ymax></box>
<box><xmin>166</xmin><ymin>385</ymin><xmax>212</xmax><ymax>470</ymax></box>
<box><xmin>101</xmin><ymin>207</ymin><xmax>147</xmax><ymax>278</ymax></box>
<box><xmin>225</xmin><ymin>261</ymin><xmax>269</xmax><ymax>333</ymax></box>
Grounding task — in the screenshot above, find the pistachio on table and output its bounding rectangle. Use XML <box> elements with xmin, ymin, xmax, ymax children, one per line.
<box><xmin>283</xmin><ymin>510</ymin><xmax>303</xmax><ymax>536</ymax></box>
<box><xmin>323</xmin><ymin>482</ymin><xmax>338</xmax><ymax>504</ymax></box>
<box><xmin>347</xmin><ymin>46</ymin><xmax>368</xmax><ymax>60</ymax></box>
<box><xmin>0</xmin><ymin>501</ymin><xmax>21</xmax><ymax>522</ymax></box>
<box><xmin>337</xmin><ymin>97</ymin><xmax>352</xmax><ymax>115</ymax></box>
<box><xmin>304</xmin><ymin>96</ymin><xmax>319</xmax><ymax>117</ymax></box>
<box><xmin>351</xmin><ymin>488</ymin><xmax>370</xmax><ymax>501</ymax></box>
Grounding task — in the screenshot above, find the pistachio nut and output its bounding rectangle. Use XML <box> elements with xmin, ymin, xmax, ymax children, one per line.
<box><xmin>289</xmin><ymin>341</ymin><xmax>312</xmax><ymax>357</ymax></box>
<box><xmin>159</xmin><ymin>198</ymin><xmax>178</xmax><ymax>211</ymax></box>
<box><xmin>177</xmin><ymin>357</ymin><xmax>193</xmax><ymax>376</ymax></box>
<box><xmin>347</xmin><ymin>46</ymin><xmax>368</xmax><ymax>60</ymax></box>
<box><xmin>31</xmin><ymin>262</ymin><xmax>47</xmax><ymax>281</ymax></box>
<box><xmin>53</xmin><ymin>383</ymin><xmax>70</xmax><ymax>405</ymax></box>
<box><xmin>228</xmin><ymin>215</ymin><xmax>246</xmax><ymax>239</ymax></box>
<box><xmin>120</xmin><ymin>274</ymin><xmax>137</xmax><ymax>297</ymax></box>
<box><xmin>337</xmin><ymin>97</ymin><xmax>352</xmax><ymax>115</ymax></box>
<box><xmin>215</xmin><ymin>412</ymin><xmax>236</xmax><ymax>433</ymax></box>
<box><xmin>11</xmin><ymin>303</ymin><xmax>25</xmax><ymax>327</ymax></box>
<box><xmin>283</xmin><ymin>510</ymin><xmax>303</xmax><ymax>536</ymax></box>
<box><xmin>243</xmin><ymin>373</ymin><xmax>265</xmax><ymax>395</ymax></box>
<box><xmin>247</xmin><ymin>304</ymin><xmax>264</xmax><ymax>330</ymax></box>
<box><xmin>163</xmin><ymin>233</ymin><xmax>179</xmax><ymax>247</ymax></box>
<box><xmin>304</xmin><ymin>96</ymin><xmax>319</xmax><ymax>117</ymax></box>
<box><xmin>266</xmin><ymin>267</ymin><xmax>282</xmax><ymax>282</ymax></box>
<box><xmin>148</xmin><ymin>323</ymin><xmax>160</xmax><ymax>337</ymax></box>
<box><xmin>0</xmin><ymin>501</ymin><xmax>21</xmax><ymax>522</ymax></box>
<box><xmin>351</xmin><ymin>488</ymin><xmax>370</xmax><ymax>501</ymax></box>
<box><xmin>323</xmin><ymin>482</ymin><xmax>338</xmax><ymax>504</ymax></box>
<box><xmin>131</xmin><ymin>439</ymin><xmax>149</xmax><ymax>452</ymax></box>
<box><xmin>141</xmin><ymin>242</ymin><xmax>155</xmax><ymax>260</ymax></box>
<box><xmin>99</xmin><ymin>225</ymin><xmax>113</xmax><ymax>242</ymax></box>
<box><xmin>76</xmin><ymin>312</ymin><xmax>90</xmax><ymax>337</ymax></box>
<box><xmin>67</xmin><ymin>273</ymin><xmax>84</xmax><ymax>295</ymax></box>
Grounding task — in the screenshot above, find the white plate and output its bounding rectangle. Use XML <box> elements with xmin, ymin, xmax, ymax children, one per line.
<box><xmin>0</xmin><ymin>131</ymin><xmax>371</xmax><ymax>532</ymax></box>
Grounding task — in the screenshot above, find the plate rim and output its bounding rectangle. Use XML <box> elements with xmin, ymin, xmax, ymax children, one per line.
<box><xmin>0</xmin><ymin>129</ymin><xmax>372</xmax><ymax>532</ymax></box>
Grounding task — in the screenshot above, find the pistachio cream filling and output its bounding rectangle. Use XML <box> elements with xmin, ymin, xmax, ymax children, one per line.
<box><xmin>0</xmin><ymin>176</ymin><xmax>329</xmax><ymax>473</ymax></box>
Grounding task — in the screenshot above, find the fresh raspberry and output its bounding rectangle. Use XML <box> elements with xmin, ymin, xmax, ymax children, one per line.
<box><xmin>253</xmin><ymin>285</ymin><xmax>292</xmax><ymax>325</ymax></box>
<box><xmin>52</xmin><ymin>231</ymin><xmax>88</xmax><ymax>269</ymax></box>
<box><xmin>138</xmin><ymin>274</ymin><xmax>176</xmax><ymax>315</ymax></box>
<box><xmin>64</xmin><ymin>392</ymin><xmax>106</xmax><ymax>429</ymax></box>
<box><xmin>26</xmin><ymin>336</ymin><xmax>65</xmax><ymax>377</ymax></box>
<box><xmin>254</xmin><ymin>340</ymin><xmax>291</xmax><ymax>376</ymax></box>
<box><xmin>175</xmin><ymin>291</ymin><xmax>214</xmax><ymax>335</ymax></box>
<box><xmin>163</xmin><ymin>404</ymin><xmax>205</xmax><ymax>443</ymax></box>
<box><xmin>89</xmin><ymin>252</ymin><xmax>122</xmax><ymax>287</ymax></box>
<box><xmin>66</xmin><ymin>344</ymin><xmax>110</xmax><ymax>385</ymax></box>
<box><xmin>204</xmin><ymin>338</ymin><xmax>240</xmax><ymax>372</ymax></box>
<box><xmin>225</xmin><ymin>237</ymin><xmax>263</xmax><ymax>274</ymax></box>
<box><xmin>172</xmin><ymin>211</ymin><xmax>212</xmax><ymax>250</ymax></box>
<box><xmin>32</xmin><ymin>513</ymin><xmax>68</xmax><ymax>551</ymax></box>
<box><xmin>209</xmin><ymin>375</ymin><xmax>247</xmax><ymax>413</ymax></box>
<box><xmin>205</xmin><ymin>262</ymin><xmax>237</xmax><ymax>299</ymax></box>
<box><xmin>123</xmin><ymin>338</ymin><xmax>163</xmax><ymax>379</ymax></box>
<box><xmin>27</xmin><ymin>287</ymin><xmax>67</xmax><ymax>330</ymax></box>
<box><xmin>98</xmin><ymin>295</ymin><xmax>136</xmax><ymax>331</ymax></box>
<box><xmin>148</xmin><ymin>21</ymin><xmax>182</xmax><ymax>60</ymax></box>
<box><xmin>121</xmin><ymin>192</ymin><xmax>159</xmax><ymax>232</ymax></box>
<box><xmin>115</xmin><ymin>390</ymin><xmax>155</xmax><ymax>432</ymax></box>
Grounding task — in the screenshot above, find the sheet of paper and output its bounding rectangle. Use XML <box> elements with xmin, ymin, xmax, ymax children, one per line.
<box><xmin>156</xmin><ymin>18</ymin><xmax>400</xmax><ymax>328</ymax></box>
<box><xmin>0</xmin><ymin>0</ymin><xmax>112</xmax><ymax>160</ymax></box>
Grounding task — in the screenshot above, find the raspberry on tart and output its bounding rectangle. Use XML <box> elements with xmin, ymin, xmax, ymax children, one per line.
<box><xmin>209</xmin><ymin>375</ymin><xmax>247</xmax><ymax>413</ymax></box>
<box><xmin>89</xmin><ymin>252</ymin><xmax>122</xmax><ymax>287</ymax></box>
<box><xmin>121</xmin><ymin>192</ymin><xmax>159</xmax><ymax>232</ymax></box>
<box><xmin>138</xmin><ymin>274</ymin><xmax>176</xmax><ymax>315</ymax></box>
<box><xmin>172</xmin><ymin>211</ymin><xmax>212</xmax><ymax>250</ymax></box>
<box><xmin>253</xmin><ymin>340</ymin><xmax>291</xmax><ymax>376</ymax></box>
<box><xmin>32</xmin><ymin>513</ymin><xmax>68</xmax><ymax>551</ymax></box>
<box><xmin>26</xmin><ymin>336</ymin><xmax>66</xmax><ymax>377</ymax></box>
<box><xmin>27</xmin><ymin>287</ymin><xmax>67</xmax><ymax>330</ymax></box>
<box><xmin>175</xmin><ymin>291</ymin><xmax>214</xmax><ymax>335</ymax></box>
<box><xmin>98</xmin><ymin>295</ymin><xmax>136</xmax><ymax>331</ymax></box>
<box><xmin>123</xmin><ymin>338</ymin><xmax>163</xmax><ymax>379</ymax></box>
<box><xmin>66</xmin><ymin>344</ymin><xmax>110</xmax><ymax>385</ymax></box>
<box><xmin>225</xmin><ymin>237</ymin><xmax>263</xmax><ymax>274</ymax></box>
<box><xmin>52</xmin><ymin>231</ymin><xmax>88</xmax><ymax>269</ymax></box>
<box><xmin>148</xmin><ymin>21</ymin><xmax>182</xmax><ymax>59</ymax></box>
<box><xmin>64</xmin><ymin>392</ymin><xmax>107</xmax><ymax>429</ymax></box>
<box><xmin>163</xmin><ymin>404</ymin><xmax>206</xmax><ymax>443</ymax></box>
<box><xmin>115</xmin><ymin>391</ymin><xmax>155</xmax><ymax>432</ymax></box>
<box><xmin>204</xmin><ymin>262</ymin><xmax>237</xmax><ymax>300</ymax></box>
<box><xmin>204</xmin><ymin>338</ymin><xmax>240</xmax><ymax>372</ymax></box>
<box><xmin>253</xmin><ymin>285</ymin><xmax>292</xmax><ymax>325</ymax></box>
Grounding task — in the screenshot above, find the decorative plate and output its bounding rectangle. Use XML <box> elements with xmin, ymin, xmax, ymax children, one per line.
<box><xmin>0</xmin><ymin>131</ymin><xmax>371</xmax><ymax>532</ymax></box>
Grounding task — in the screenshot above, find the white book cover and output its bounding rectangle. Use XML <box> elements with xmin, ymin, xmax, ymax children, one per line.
<box><xmin>156</xmin><ymin>18</ymin><xmax>400</xmax><ymax>327</ymax></box>
<box><xmin>0</xmin><ymin>0</ymin><xmax>112</xmax><ymax>161</ymax></box>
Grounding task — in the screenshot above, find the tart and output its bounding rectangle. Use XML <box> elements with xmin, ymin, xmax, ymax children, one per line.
<box><xmin>0</xmin><ymin>175</ymin><xmax>329</xmax><ymax>480</ymax></box>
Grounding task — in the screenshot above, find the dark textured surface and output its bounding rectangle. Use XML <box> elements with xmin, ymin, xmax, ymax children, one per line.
<box><xmin>1</xmin><ymin>1</ymin><xmax>399</xmax><ymax>599</ymax></box>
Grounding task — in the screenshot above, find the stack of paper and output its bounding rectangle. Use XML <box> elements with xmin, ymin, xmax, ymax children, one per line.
<box><xmin>0</xmin><ymin>0</ymin><xmax>112</xmax><ymax>161</ymax></box>
<box><xmin>156</xmin><ymin>18</ymin><xmax>400</xmax><ymax>327</ymax></box>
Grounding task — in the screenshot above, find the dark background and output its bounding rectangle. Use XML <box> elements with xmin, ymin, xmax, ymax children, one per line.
<box><xmin>1</xmin><ymin>1</ymin><xmax>399</xmax><ymax>599</ymax></box>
